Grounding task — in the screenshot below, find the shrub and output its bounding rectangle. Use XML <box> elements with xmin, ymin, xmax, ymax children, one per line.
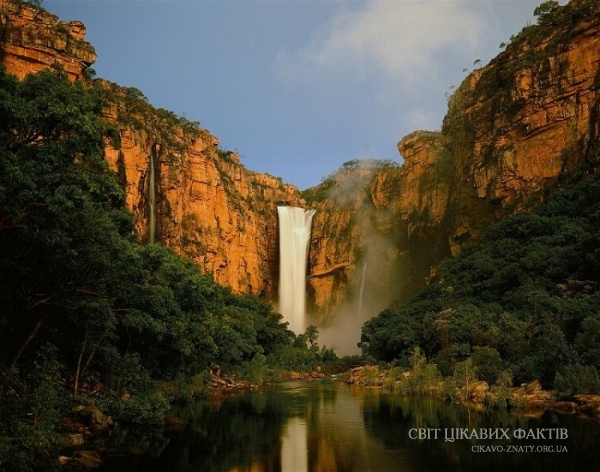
<box><xmin>554</xmin><ymin>364</ymin><xmax>600</xmax><ymax>397</ymax></box>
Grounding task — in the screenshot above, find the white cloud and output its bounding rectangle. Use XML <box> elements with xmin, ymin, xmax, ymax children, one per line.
<box><xmin>275</xmin><ymin>0</ymin><xmax>484</xmax><ymax>89</ymax></box>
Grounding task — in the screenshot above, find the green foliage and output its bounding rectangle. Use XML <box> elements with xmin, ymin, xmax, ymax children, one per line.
<box><xmin>405</xmin><ymin>348</ymin><xmax>443</xmax><ymax>395</ymax></box>
<box><xmin>361</xmin><ymin>176</ymin><xmax>600</xmax><ymax>392</ymax></box>
<box><xmin>470</xmin><ymin>346</ymin><xmax>503</xmax><ymax>385</ymax></box>
<box><xmin>301</xmin><ymin>177</ymin><xmax>335</xmax><ymax>204</ymax></box>
<box><xmin>100</xmin><ymin>390</ymin><xmax>170</xmax><ymax>427</ymax></box>
<box><xmin>0</xmin><ymin>66</ymin><xmax>310</xmax><ymax>466</ymax></box>
<box><xmin>0</xmin><ymin>345</ymin><xmax>66</xmax><ymax>472</ymax></box>
<box><xmin>382</xmin><ymin>348</ymin><xmax>442</xmax><ymax>395</ymax></box>
<box><xmin>533</xmin><ymin>1</ymin><xmax>560</xmax><ymax>26</ymax></box>
<box><xmin>554</xmin><ymin>364</ymin><xmax>600</xmax><ymax>397</ymax></box>
<box><xmin>265</xmin><ymin>326</ymin><xmax>337</xmax><ymax>373</ymax></box>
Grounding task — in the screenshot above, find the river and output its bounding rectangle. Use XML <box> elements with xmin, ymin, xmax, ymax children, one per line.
<box><xmin>99</xmin><ymin>379</ymin><xmax>599</xmax><ymax>471</ymax></box>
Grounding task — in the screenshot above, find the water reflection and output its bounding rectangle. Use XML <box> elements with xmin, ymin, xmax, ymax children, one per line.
<box><xmin>100</xmin><ymin>380</ymin><xmax>599</xmax><ymax>471</ymax></box>
<box><xmin>281</xmin><ymin>417</ymin><xmax>307</xmax><ymax>472</ymax></box>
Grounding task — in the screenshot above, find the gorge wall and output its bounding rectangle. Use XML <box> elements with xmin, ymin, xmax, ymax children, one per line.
<box><xmin>2</xmin><ymin>0</ymin><xmax>600</xmax><ymax>320</ymax></box>
<box><xmin>0</xmin><ymin>0</ymin><xmax>304</xmax><ymax>299</ymax></box>
<box><xmin>304</xmin><ymin>0</ymin><xmax>600</xmax><ymax>319</ymax></box>
<box><xmin>99</xmin><ymin>82</ymin><xmax>303</xmax><ymax>297</ymax></box>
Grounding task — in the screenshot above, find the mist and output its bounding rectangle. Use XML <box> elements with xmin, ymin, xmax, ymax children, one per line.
<box><xmin>309</xmin><ymin>160</ymin><xmax>405</xmax><ymax>356</ymax></box>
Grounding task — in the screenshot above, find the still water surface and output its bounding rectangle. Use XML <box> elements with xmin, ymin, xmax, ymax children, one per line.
<box><xmin>102</xmin><ymin>380</ymin><xmax>599</xmax><ymax>471</ymax></box>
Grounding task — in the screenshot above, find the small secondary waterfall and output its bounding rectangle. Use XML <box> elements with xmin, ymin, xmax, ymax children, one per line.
<box><xmin>357</xmin><ymin>262</ymin><xmax>368</xmax><ymax>318</ymax></box>
<box><xmin>277</xmin><ymin>206</ymin><xmax>315</xmax><ymax>334</ymax></box>
<box><xmin>148</xmin><ymin>152</ymin><xmax>156</xmax><ymax>244</ymax></box>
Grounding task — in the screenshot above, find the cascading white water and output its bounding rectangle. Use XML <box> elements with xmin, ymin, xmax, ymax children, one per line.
<box><xmin>148</xmin><ymin>152</ymin><xmax>156</xmax><ymax>244</ymax></box>
<box><xmin>277</xmin><ymin>206</ymin><xmax>315</xmax><ymax>334</ymax></box>
<box><xmin>357</xmin><ymin>262</ymin><xmax>367</xmax><ymax>318</ymax></box>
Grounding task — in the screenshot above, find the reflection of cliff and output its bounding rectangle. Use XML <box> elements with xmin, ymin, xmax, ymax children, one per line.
<box><xmin>305</xmin><ymin>385</ymin><xmax>411</xmax><ymax>472</ymax></box>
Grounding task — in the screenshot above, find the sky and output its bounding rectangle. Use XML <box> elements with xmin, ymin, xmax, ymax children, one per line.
<box><xmin>44</xmin><ymin>0</ymin><xmax>562</xmax><ymax>190</ymax></box>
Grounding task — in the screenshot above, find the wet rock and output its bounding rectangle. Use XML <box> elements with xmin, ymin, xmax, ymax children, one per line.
<box><xmin>553</xmin><ymin>401</ymin><xmax>578</xmax><ymax>414</ymax></box>
<box><xmin>524</xmin><ymin>380</ymin><xmax>542</xmax><ymax>395</ymax></box>
<box><xmin>63</xmin><ymin>433</ymin><xmax>85</xmax><ymax>447</ymax></box>
<box><xmin>573</xmin><ymin>394</ymin><xmax>600</xmax><ymax>418</ymax></box>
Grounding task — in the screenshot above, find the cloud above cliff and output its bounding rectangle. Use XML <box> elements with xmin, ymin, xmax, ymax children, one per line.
<box><xmin>45</xmin><ymin>0</ymin><xmax>561</xmax><ymax>190</ymax></box>
<box><xmin>274</xmin><ymin>0</ymin><xmax>482</xmax><ymax>90</ymax></box>
<box><xmin>271</xmin><ymin>0</ymin><xmax>488</xmax><ymax>170</ymax></box>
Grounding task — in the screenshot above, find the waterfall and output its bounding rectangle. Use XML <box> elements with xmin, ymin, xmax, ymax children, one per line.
<box><xmin>357</xmin><ymin>262</ymin><xmax>367</xmax><ymax>318</ymax></box>
<box><xmin>148</xmin><ymin>151</ymin><xmax>156</xmax><ymax>244</ymax></box>
<box><xmin>277</xmin><ymin>206</ymin><xmax>315</xmax><ymax>334</ymax></box>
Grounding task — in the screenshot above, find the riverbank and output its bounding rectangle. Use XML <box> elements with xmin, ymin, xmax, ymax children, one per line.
<box><xmin>55</xmin><ymin>367</ymin><xmax>330</xmax><ymax>470</ymax></box>
<box><xmin>54</xmin><ymin>364</ymin><xmax>600</xmax><ymax>470</ymax></box>
<box><xmin>345</xmin><ymin>365</ymin><xmax>600</xmax><ymax>420</ymax></box>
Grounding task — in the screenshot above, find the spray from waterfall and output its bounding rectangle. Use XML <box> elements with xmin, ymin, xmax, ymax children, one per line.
<box><xmin>277</xmin><ymin>206</ymin><xmax>315</xmax><ymax>334</ymax></box>
<box><xmin>148</xmin><ymin>151</ymin><xmax>156</xmax><ymax>244</ymax></box>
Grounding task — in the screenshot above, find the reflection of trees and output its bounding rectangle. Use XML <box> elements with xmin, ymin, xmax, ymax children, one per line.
<box><xmin>101</xmin><ymin>382</ymin><xmax>339</xmax><ymax>471</ymax></box>
<box><xmin>99</xmin><ymin>383</ymin><xmax>600</xmax><ymax>471</ymax></box>
<box><xmin>361</xmin><ymin>392</ymin><xmax>599</xmax><ymax>471</ymax></box>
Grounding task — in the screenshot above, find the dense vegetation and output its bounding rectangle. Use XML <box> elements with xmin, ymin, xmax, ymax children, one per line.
<box><xmin>0</xmin><ymin>66</ymin><xmax>334</xmax><ymax>471</ymax></box>
<box><xmin>360</xmin><ymin>175</ymin><xmax>600</xmax><ymax>394</ymax></box>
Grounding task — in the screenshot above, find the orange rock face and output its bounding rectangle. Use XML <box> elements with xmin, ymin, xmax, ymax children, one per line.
<box><xmin>0</xmin><ymin>0</ymin><xmax>96</xmax><ymax>81</ymax></box>
<box><xmin>308</xmin><ymin>0</ymin><xmax>600</xmax><ymax>312</ymax></box>
<box><xmin>3</xmin><ymin>0</ymin><xmax>600</xmax><ymax>315</ymax></box>
<box><xmin>306</xmin><ymin>163</ymin><xmax>408</xmax><ymax>319</ymax></box>
<box><xmin>395</xmin><ymin>131</ymin><xmax>449</xmax><ymax>240</ymax></box>
<box><xmin>452</xmin><ymin>20</ymin><xmax>600</xmax><ymax>207</ymax></box>
<box><xmin>99</xmin><ymin>82</ymin><xmax>302</xmax><ymax>296</ymax></box>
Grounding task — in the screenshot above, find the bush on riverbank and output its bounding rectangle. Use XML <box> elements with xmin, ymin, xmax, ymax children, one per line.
<box><xmin>346</xmin><ymin>347</ymin><xmax>600</xmax><ymax>420</ymax></box>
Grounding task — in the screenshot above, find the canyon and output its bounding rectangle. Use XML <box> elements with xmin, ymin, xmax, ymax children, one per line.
<box><xmin>1</xmin><ymin>0</ymin><xmax>599</xmax><ymax>325</ymax></box>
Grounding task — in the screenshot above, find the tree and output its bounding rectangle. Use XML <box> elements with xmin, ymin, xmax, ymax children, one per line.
<box><xmin>0</xmin><ymin>65</ymin><xmax>128</xmax><ymax>368</ymax></box>
<box><xmin>534</xmin><ymin>1</ymin><xmax>560</xmax><ymax>25</ymax></box>
<box><xmin>304</xmin><ymin>325</ymin><xmax>319</xmax><ymax>349</ymax></box>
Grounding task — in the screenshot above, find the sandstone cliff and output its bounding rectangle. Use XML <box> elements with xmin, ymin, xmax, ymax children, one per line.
<box><xmin>438</xmin><ymin>0</ymin><xmax>600</xmax><ymax>255</ymax></box>
<box><xmin>99</xmin><ymin>81</ymin><xmax>302</xmax><ymax>296</ymax></box>
<box><xmin>2</xmin><ymin>0</ymin><xmax>600</xmax><ymax>320</ymax></box>
<box><xmin>304</xmin><ymin>161</ymin><xmax>410</xmax><ymax>324</ymax></box>
<box><xmin>0</xmin><ymin>0</ymin><xmax>95</xmax><ymax>80</ymax></box>
<box><xmin>0</xmin><ymin>0</ymin><xmax>303</xmax><ymax>298</ymax></box>
<box><xmin>305</xmin><ymin>0</ymin><xmax>600</xmax><ymax>316</ymax></box>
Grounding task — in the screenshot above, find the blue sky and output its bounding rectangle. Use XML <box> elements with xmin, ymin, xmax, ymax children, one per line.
<box><xmin>45</xmin><ymin>0</ymin><xmax>560</xmax><ymax>190</ymax></box>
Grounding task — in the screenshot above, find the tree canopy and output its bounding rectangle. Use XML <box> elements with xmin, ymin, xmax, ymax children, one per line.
<box><xmin>0</xmin><ymin>66</ymin><xmax>329</xmax><ymax>470</ymax></box>
<box><xmin>361</xmin><ymin>176</ymin><xmax>600</xmax><ymax>390</ymax></box>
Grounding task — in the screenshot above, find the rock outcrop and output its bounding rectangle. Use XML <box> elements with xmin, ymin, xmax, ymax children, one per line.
<box><xmin>0</xmin><ymin>0</ymin><xmax>96</xmax><ymax>80</ymax></box>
